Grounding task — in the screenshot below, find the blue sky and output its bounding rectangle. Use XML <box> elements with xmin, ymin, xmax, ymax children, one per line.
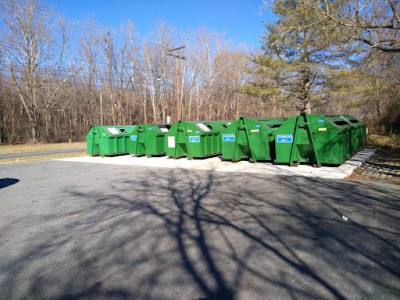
<box><xmin>46</xmin><ymin>0</ymin><xmax>274</xmax><ymax>48</ymax></box>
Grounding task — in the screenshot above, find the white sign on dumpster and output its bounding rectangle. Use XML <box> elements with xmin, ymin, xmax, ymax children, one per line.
<box><xmin>168</xmin><ymin>136</ymin><xmax>175</xmax><ymax>148</ymax></box>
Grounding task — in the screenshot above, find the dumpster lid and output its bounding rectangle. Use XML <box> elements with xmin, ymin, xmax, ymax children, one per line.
<box><xmin>343</xmin><ymin>116</ymin><xmax>360</xmax><ymax>124</ymax></box>
<box><xmin>334</xmin><ymin>120</ymin><xmax>349</xmax><ymax>126</ymax></box>
<box><xmin>157</xmin><ymin>125</ymin><xmax>170</xmax><ymax>132</ymax></box>
<box><xmin>268</xmin><ymin>124</ymin><xmax>282</xmax><ymax>128</ymax></box>
<box><xmin>106</xmin><ymin>127</ymin><xmax>120</xmax><ymax>135</ymax></box>
<box><xmin>195</xmin><ymin>123</ymin><xmax>211</xmax><ymax>132</ymax></box>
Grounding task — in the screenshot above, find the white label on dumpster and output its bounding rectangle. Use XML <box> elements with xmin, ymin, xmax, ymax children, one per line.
<box><xmin>277</xmin><ymin>134</ymin><xmax>293</xmax><ymax>143</ymax></box>
<box><xmin>106</xmin><ymin>127</ymin><xmax>120</xmax><ymax>135</ymax></box>
<box><xmin>168</xmin><ymin>136</ymin><xmax>175</xmax><ymax>148</ymax></box>
<box><xmin>159</xmin><ymin>127</ymin><xmax>169</xmax><ymax>133</ymax></box>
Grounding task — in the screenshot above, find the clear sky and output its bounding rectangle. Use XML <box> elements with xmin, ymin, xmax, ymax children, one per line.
<box><xmin>46</xmin><ymin>0</ymin><xmax>273</xmax><ymax>48</ymax></box>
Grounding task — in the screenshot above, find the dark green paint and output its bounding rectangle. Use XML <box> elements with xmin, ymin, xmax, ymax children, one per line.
<box><xmin>274</xmin><ymin>112</ymin><xmax>366</xmax><ymax>166</ymax></box>
<box><xmin>86</xmin><ymin>125</ymin><xmax>137</xmax><ymax>157</ymax></box>
<box><xmin>221</xmin><ymin>117</ymin><xmax>286</xmax><ymax>162</ymax></box>
<box><xmin>165</xmin><ymin>121</ymin><xmax>230</xmax><ymax>159</ymax></box>
<box><xmin>129</xmin><ymin>124</ymin><xmax>170</xmax><ymax>157</ymax></box>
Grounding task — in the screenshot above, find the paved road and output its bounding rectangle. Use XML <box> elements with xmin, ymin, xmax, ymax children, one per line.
<box><xmin>0</xmin><ymin>161</ymin><xmax>399</xmax><ymax>299</ymax></box>
<box><xmin>0</xmin><ymin>148</ymin><xmax>86</xmax><ymax>160</ymax></box>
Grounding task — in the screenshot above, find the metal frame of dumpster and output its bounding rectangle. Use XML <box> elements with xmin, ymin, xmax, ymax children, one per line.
<box><xmin>274</xmin><ymin>112</ymin><xmax>366</xmax><ymax>167</ymax></box>
<box><xmin>86</xmin><ymin>125</ymin><xmax>137</xmax><ymax>157</ymax></box>
<box><xmin>129</xmin><ymin>124</ymin><xmax>170</xmax><ymax>157</ymax></box>
<box><xmin>221</xmin><ymin>117</ymin><xmax>286</xmax><ymax>163</ymax></box>
<box><xmin>165</xmin><ymin>120</ymin><xmax>230</xmax><ymax>159</ymax></box>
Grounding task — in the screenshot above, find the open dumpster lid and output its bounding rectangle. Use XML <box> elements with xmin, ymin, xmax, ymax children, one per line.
<box><xmin>157</xmin><ymin>125</ymin><xmax>170</xmax><ymax>133</ymax></box>
<box><xmin>106</xmin><ymin>127</ymin><xmax>120</xmax><ymax>135</ymax></box>
<box><xmin>195</xmin><ymin>123</ymin><xmax>211</xmax><ymax>132</ymax></box>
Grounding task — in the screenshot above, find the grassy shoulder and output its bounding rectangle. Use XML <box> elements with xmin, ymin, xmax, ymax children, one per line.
<box><xmin>0</xmin><ymin>151</ymin><xmax>87</xmax><ymax>165</ymax></box>
<box><xmin>0</xmin><ymin>142</ymin><xmax>86</xmax><ymax>155</ymax></box>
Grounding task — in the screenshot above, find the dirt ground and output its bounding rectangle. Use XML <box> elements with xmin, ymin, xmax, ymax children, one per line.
<box><xmin>348</xmin><ymin>134</ymin><xmax>400</xmax><ymax>184</ymax></box>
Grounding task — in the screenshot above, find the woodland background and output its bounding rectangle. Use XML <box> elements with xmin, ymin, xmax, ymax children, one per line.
<box><xmin>0</xmin><ymin>0</ymin><xmax>399</xmax><ymax>143</ymax></box>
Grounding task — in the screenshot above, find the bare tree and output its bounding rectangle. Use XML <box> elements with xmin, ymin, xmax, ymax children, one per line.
<box><xmin>0</xmin><ymin>1</ymin><xmax>397</xmax><ymax>143</ymax></box>
<box><xmin>78</xmin><ymin>20</ymin><xmax>102</xmax><ymax>127</ymax></box>
<box><xmin>0</xmin><ymin>0</ymin><xmax>78</xmax><ymax>142</ymax></box>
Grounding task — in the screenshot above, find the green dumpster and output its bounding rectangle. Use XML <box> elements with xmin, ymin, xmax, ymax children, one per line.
<box><xmin>221</xmin><ymin>117</ymin><xmax>286</xmax><ymax>162</ymax></box>
<box><xmin>340</xmin><ymin>115</ymin><xmax>367</xmax><ymax>156</ymax></box>
<box><xmin>321</xmin><ymin>115</ymin><xmax>367</xmax><ymax>157</ymax></box>
<box><xmin>274</xmin><ymin>112</ymin><xmax>366</xmax><ymax>166</ymax></box>
<box><xmin>86</xmin><ymin>125</ymin><xmax>137</xmax><ymax>157</ymax></box>
<box><xmin>129</xmin><ymin>124</ymin><xmax>170</xmax><ymax>157</ymax></box>
<box><xmin>165</xmin><ymin>121</ymin><xmax>230</xmax><ymax>159</ymax></box>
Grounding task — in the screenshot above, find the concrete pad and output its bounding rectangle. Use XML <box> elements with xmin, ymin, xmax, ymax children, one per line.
<box><xmin>55</xmin><ymin>148</ymin><xmax>376</xmax><ymax>179</ymax></box>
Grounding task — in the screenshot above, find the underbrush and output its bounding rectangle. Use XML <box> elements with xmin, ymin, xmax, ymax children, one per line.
<box><xmin>367</xmin><ymin>134</ymin><xmax>400</xmax><ymax>158</ymax></box>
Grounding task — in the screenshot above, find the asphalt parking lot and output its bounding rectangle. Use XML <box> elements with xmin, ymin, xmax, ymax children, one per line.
<box><xmin>1</xmin><ymin>160</ymin><xmax>399</xmax><ymax>299</ymax></box>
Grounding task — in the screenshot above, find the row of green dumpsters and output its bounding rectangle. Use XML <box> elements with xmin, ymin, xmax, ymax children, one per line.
<box><xmin>86</xmin><ymin>112</ymin><xmax>367</xmax><ymax>167</ymax></box>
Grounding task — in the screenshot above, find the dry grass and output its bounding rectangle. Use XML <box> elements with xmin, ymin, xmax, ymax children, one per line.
<box><xmin>347</xmin><ymin>134</ymin><xmax>400</xmax><ymax>184</ymax></box>
<box><xmin>367</xmin><ymin>134</ymin><xmax>400</xmax><ymax>164</ymax></box>
<box><xmin>0</xmin><ymin>142</ymin><xmax>86</xmax><ymax>155</ymax></box>
<box><xmin>367</xmin><ymin>134</ymin><xmax>400</xmax><ymax>152</ymax></box>
<box><xmin>0</xmin><ymin>151</ymin><xmax>86</xmax><ymax>165</ymax></box>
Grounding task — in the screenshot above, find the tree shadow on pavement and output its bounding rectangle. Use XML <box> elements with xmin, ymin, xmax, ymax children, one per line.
<box><xmin>0</xmin><ymin>178</ymin><xmax>19</xmax><ymax>189</ymax></box>
<box><xmin>1</xmin><ymin>167</ymin><xmax>399</xmax><ymax>299</ymax></box>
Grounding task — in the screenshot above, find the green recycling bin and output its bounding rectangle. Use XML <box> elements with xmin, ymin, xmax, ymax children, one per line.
<box><xmin>165</xmin><ymin>120</ymin><xmax>230</xmax><ymax>159</ymax></box>
<box><xmin>221</xmin><ymin>117</ymin><xmax>286</xmax><ymax>162</ymax></box>
<box><xmin>341</xmin><ymin>115</ymin><xmax>367</xmax><ymax>156</ymax></box>
<box><xmin>318</xmin><ymin>115</ymin><xmax>367</xmax><ymax>157</ymax></box>
<box><xmin>86</xmin><ymin>125</ymin><xmax>137</xmax><ymax>157</ymax></box>
<box><xmin>274</xmin><ymin>112</ymin><xmax>366</xmax><ymax>167</ymax></box>
<box><xmin>129</xmin><ymin>124</ymin><xmax>170</xmax><ymax>157</ymax></box>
